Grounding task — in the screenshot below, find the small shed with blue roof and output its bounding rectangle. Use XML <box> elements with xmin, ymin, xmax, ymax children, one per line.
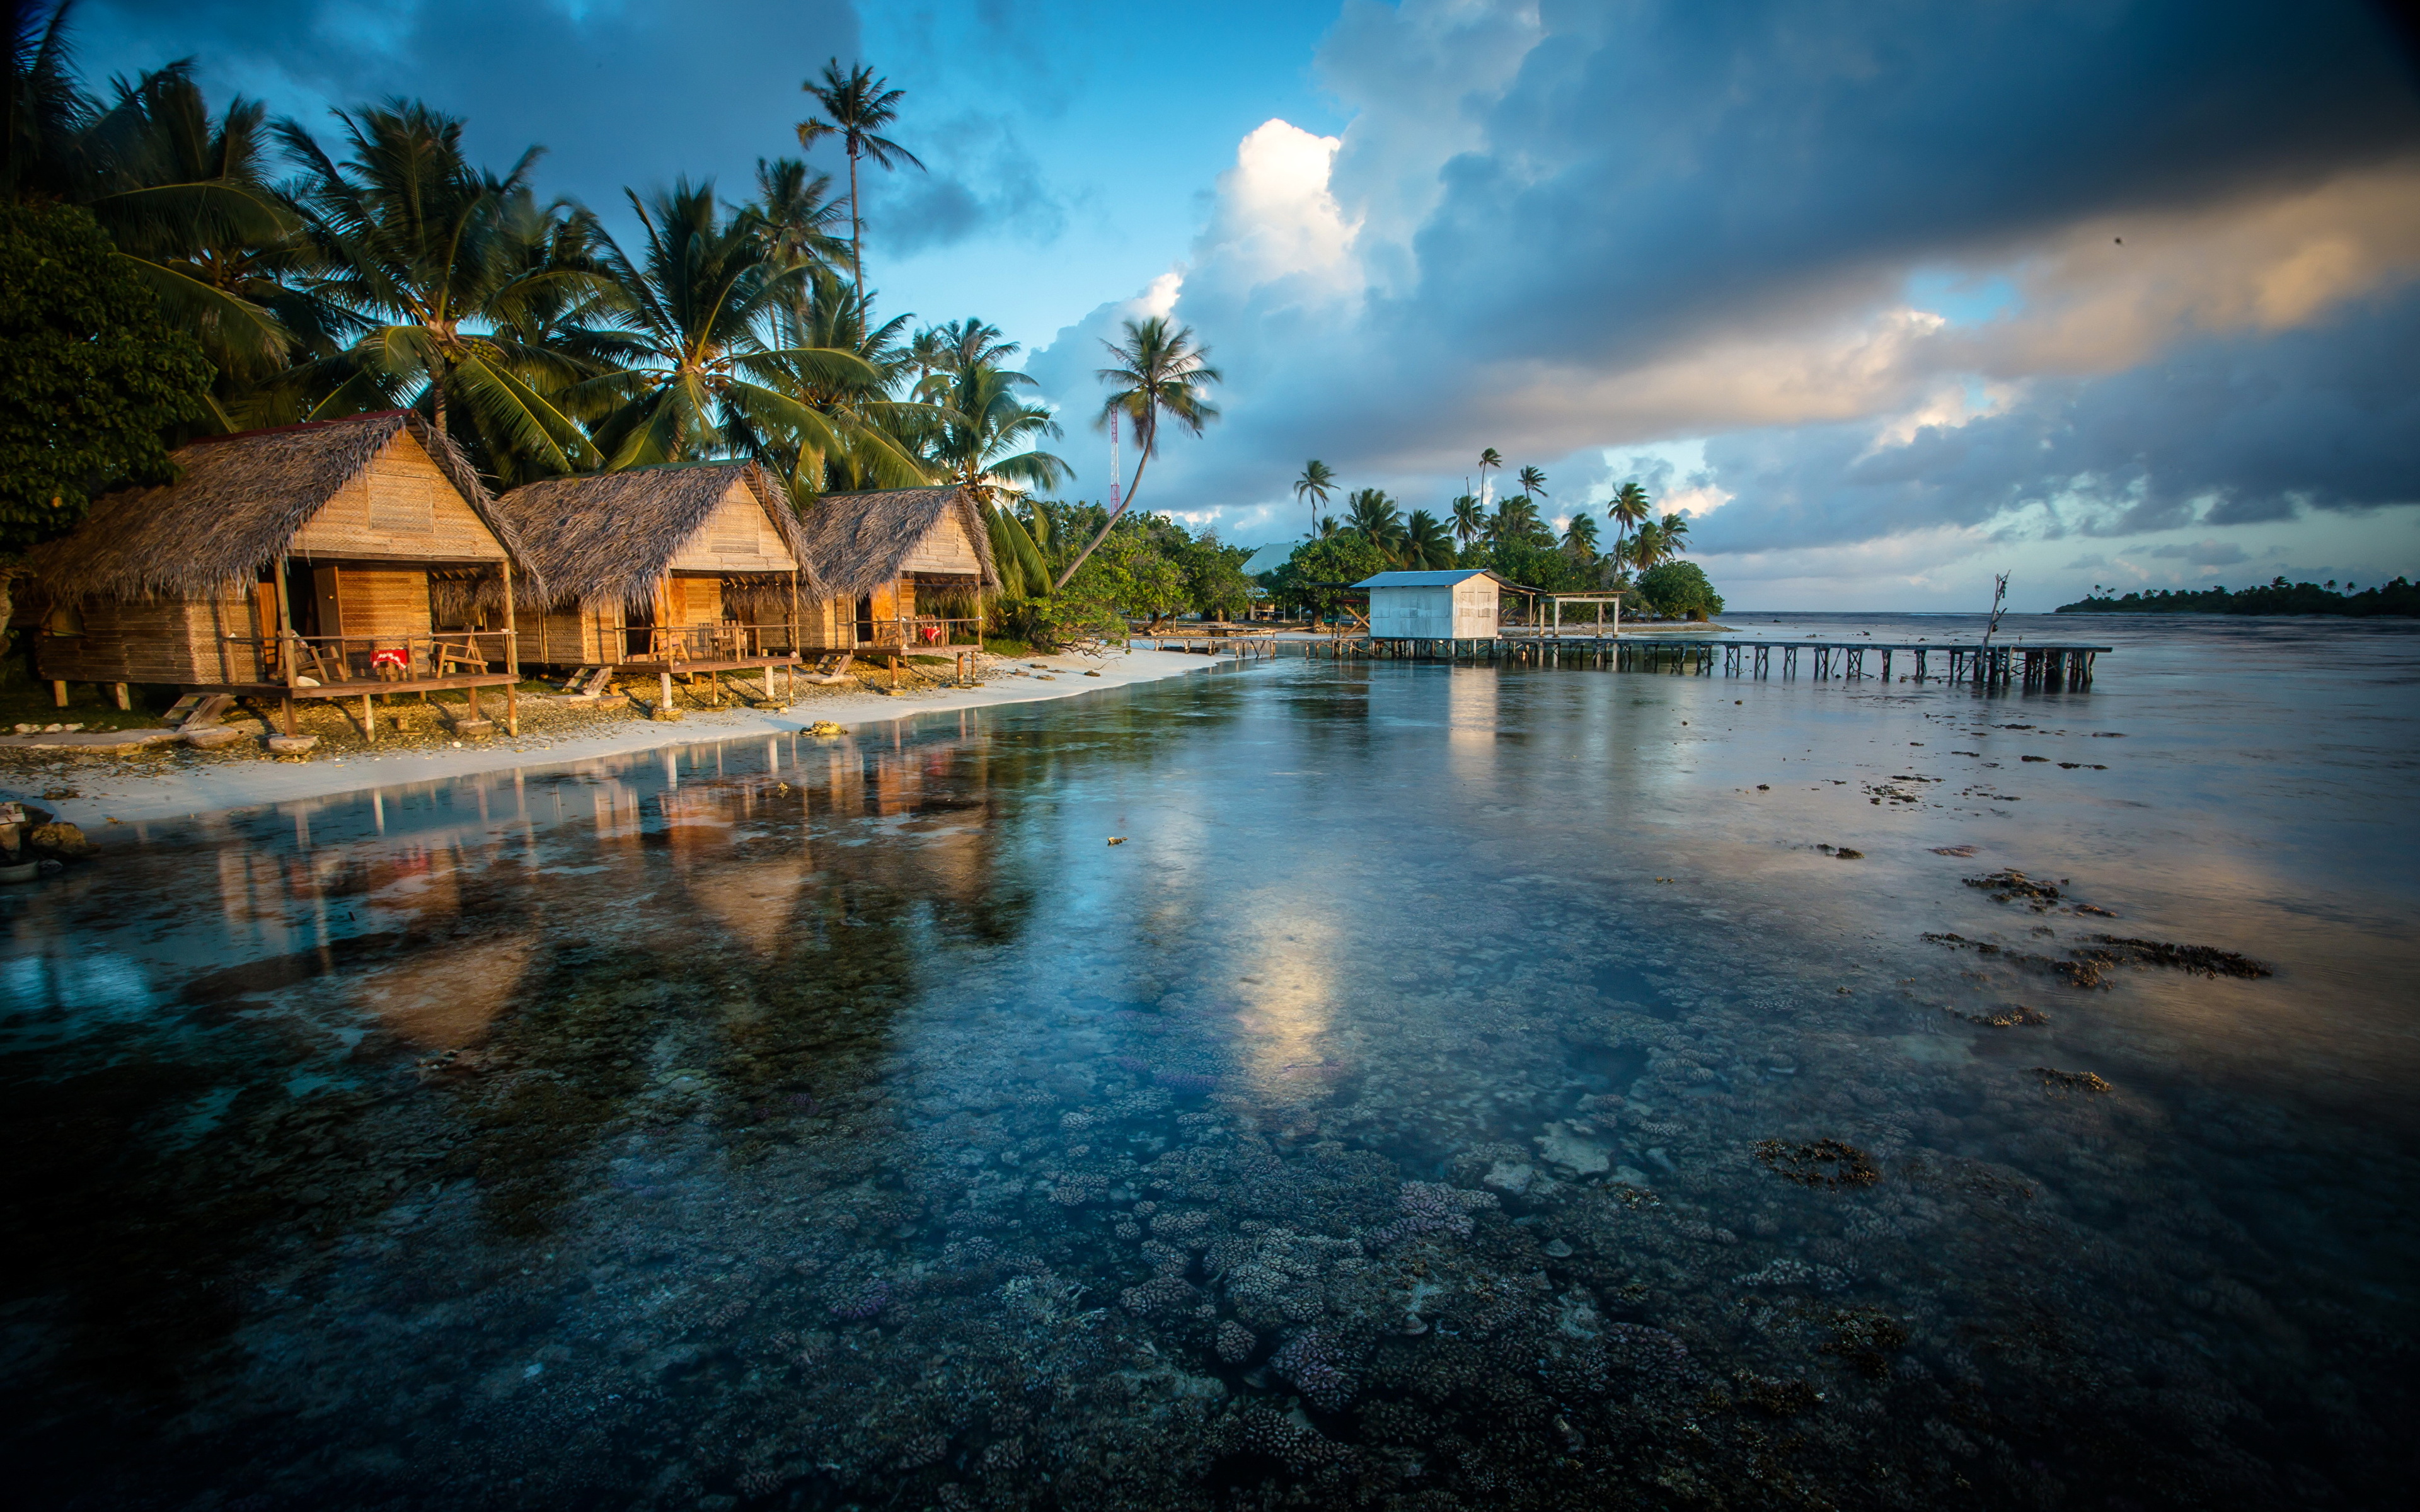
<box><xmin>1352</xmin><ymin>568</ymin><xmax>1514</xmax><ymax>640</ymax></box>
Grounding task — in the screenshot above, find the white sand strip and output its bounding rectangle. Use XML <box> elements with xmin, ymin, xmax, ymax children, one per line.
<box><xmin>18</xmin><ymin>647</ymin><xmax>1242</xmax><ymax>827</ymax></box>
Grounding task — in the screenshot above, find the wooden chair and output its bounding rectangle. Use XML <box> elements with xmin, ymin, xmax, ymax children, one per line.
<box><xmin>295</xmin><ymin>642</ymin><xmax>349</xmax><ymax>687</ymax></box>
<box><xmin>432</xmin><ymin>638</ymin><xmax>492</xmax><ymax>677</ymax></box>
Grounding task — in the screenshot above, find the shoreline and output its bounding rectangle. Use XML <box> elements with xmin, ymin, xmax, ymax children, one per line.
<box><xmin>4</xmin><ymin>647</ymin><xmax>1237</xmax><ymax>828</ymax></box>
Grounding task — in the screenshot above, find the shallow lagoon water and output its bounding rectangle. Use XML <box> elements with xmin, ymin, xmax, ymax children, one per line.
<box><xmin>3</xmin><ymin>614</ymin><xmax>2416</xmax><ymax>1509</ymax></box>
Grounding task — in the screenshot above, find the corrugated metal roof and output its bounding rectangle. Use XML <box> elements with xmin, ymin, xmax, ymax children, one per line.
<box><xmin>1352</xmin><ymin>569</ymin><xmax>1507</xmax><ymax>588</ymax></box>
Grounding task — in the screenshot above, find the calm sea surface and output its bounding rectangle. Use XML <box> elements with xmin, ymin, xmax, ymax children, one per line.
<box><xmin>4</xmin><ymin>612</ymin><xmax>2415</xmax><ymax>1509</ymax></box>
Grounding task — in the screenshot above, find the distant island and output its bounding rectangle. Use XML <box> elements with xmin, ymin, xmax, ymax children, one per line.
<box><xmin>2056</xmin><ymin>576</ymin><xmax>2417</xmax><ymax>617</ymax></box>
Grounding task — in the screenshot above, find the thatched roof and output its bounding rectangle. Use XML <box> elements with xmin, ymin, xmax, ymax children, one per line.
<box><xmin>795</xmin><ymin>486</ymin><xmax>999</xmax><ymax>598</ymax></box>
<box><xmin>497</xmin><ymin>461</ymin><xmax>815</xmax><ymax>612</ymax></box>
<box><xmin>23</xmin><ymin>410</ymin><xmax>524</xmax><ymax>605</ymax></box>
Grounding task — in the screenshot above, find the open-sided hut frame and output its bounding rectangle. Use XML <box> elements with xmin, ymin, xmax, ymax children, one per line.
<box><xmin>498</xmin><ymin>461</ymin><xmax>815</xmax><ymax>706</ymax></box>
<box><xmin>22</xmin><ymin>410</ymin><xmax>534</xmax><ymax>738</ymax></box>
<box><xmin>793</xmin><ymin>486</ymin><xmax>1000</xmax><ymax>681</ymax></box>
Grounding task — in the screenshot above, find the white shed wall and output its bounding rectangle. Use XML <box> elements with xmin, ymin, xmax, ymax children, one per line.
<box><xmin>1369</xmin><ymin>583</ymin><xmax>1499</xmax><ymax>639</ymax></box>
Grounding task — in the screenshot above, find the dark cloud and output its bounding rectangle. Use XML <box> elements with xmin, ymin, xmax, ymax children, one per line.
<box><xmin>1405</xmin><ymin>0</ymin><xmax>2420</xmax><ymax>362</ymax></box>
<box><xmin>1049</xmin><ymin>0</ymin><xmax>2420</xmax><ymax>545</ymax></box>
<box><xmin>873</xmin><ymin>112</ymin><xmax>1069</xmax><ymax>255</ymax></box>
<box><xmin>2146</xmin><ymin>542</ymin><xmax>2250</xmax><ymax>564</ymax></box>
<box><xmin>78</xmin><ymin>0</ymin><xmax>861</xmax><ymax>217</ymax></box>
<box><xmin>1690</xmin><ymin>283</ymin><xmax>2420</xmax><ymax>554</ymax></box>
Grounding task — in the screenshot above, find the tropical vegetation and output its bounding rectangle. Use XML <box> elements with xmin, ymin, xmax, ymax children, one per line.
<box><xmin>1259</xmin><ymin>451</ymin><xmax>1722</xmax><ymax>622</ymax></box>
<box><xmin>2</xmin><ymin>5</ymin><xmax>1238</xmax><ymax>650</ymax></box>
<box><xmin>2055</xmin><ymin>577</ymin><xmax>2420</xmax><ymax>617</ymax></box>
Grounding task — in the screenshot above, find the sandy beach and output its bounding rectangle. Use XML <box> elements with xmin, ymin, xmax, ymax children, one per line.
<box><xmin>0</xmin><ymin>646</ymin><xmax>1235</xmax><ymax>828</ymax></box>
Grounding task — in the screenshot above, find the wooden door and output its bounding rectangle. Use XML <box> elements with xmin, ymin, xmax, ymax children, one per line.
<box><xmin>311</xmin><ymin>565</ymin><xmax>343</xmax><ymax>639</ymax></box>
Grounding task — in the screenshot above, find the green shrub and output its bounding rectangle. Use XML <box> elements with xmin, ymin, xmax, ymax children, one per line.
<box><xmin>1635</xmin><ymin>561</ymin><xmax>1724</xmax><ymax>620</ymax></box>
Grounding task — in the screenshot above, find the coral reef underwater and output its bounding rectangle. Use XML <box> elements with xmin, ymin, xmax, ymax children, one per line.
<box><xmin>1</xmin><ymin>662</ymin><xmax>2412</xmax><ymax>1511</ymax></box>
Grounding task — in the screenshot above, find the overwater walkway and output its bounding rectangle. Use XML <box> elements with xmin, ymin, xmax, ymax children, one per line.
<box><xmin>1136</xmin><ymin>631</ymin><xmax>2112</xmax><ymax>687</ymax></box>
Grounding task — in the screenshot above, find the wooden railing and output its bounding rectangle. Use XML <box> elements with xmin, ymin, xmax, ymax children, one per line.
<box><xmin>627</xmin><ymin>622</ymin><xmax>802</xmax><ymax>663</ymax></box>
<box><xmin>224</xmin><ymin>630</ymin><xmax>517</xmax><ymax>686</ymax></box>
<box><xmin>860</xmin><ymin>616</ymin><xmax>982</xmax><ymax>648</ymax></box>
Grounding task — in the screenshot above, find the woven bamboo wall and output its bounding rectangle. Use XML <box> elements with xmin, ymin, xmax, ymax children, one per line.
<box><xmin>665</xmin><ymin>479</ymin><xmax>798</xmax><ymax>575</ymax></box>
<box><xmin>38</xmin><ymin>593</ymin><xmax>265</xmax><ymax>684</ymax></box>
<box><xmin>672</xmin><ymin>576</ymin><xmax>723</xmax><ymax>626</ymax></box>
<box><xmin>899</xmin><ymin>512</ymin><xmax>982</xmax><ymax>575</ymax></box>
<box><xmin>800</xmin><ymin>594</ymin><xmax>852</xmax><ymax>650</ymax></box>
<box><xmin>338</xmin><ymin>568</ymin><xmax>434</xmax><ymax>641</ymax></box>
<box><xmin>529</xmin><ymin>605</ymin><xmax>621</xmax><ymax>665</ymax></box>
<box><xmin>290</xmin><ymin>430</ymin><xmax>504</xmax><ymax>563</ymax></box>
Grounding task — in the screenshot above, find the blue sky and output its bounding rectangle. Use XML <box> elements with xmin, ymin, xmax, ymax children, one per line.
<box><xmin>75</xmin><ymin>0</ymin><xmax>2420</xmax><ymax>608</ymax></box>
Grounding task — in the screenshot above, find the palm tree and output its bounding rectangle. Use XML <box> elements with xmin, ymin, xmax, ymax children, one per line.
<box><xmin>4</xmin><ymin>0</ymin><xmax>89</xmax><ymax>202</ymax></box>
<box><xmin>750</xmin><ymin>261</ymin><xmax>930</xmax><ymax>492</ymax></box>
<box><xmin>1658</xmin><ymin>510</ymin><xmax>1691</xmax><ymax>557</ymax></box>
<box><xmin>928</xmin><ymin>360</ymin><xmax>1069</xmax><ymax>500</ymax></box>
<box><xmin>580</xmin><ymin>178</ymin><xmax>884</xmax><ymax>474</ymax></box>
<box><xmin>1403</xmin><ymin>508</ymin><xmax>1455</xmax><ymax>570</ymax></box>
<box><xmin>1294</xmin><ymin>459</ymin><xmax>1336</xmax><ymax>534</ymax></box>
<box><xmin>905</xmin><ymin>326</ymin><xmax>952</xmax><ymax>384</ymax></box>
<box><xmin>1562</xmin><ymin>512</ymin><xmax>1599</xmax><ymax>559</ymax></box>
<box><xmin>749</xmin><ymin>156</ymin><xmax>850</xmax><ymax>275</ymax></box>
<box><xmin>277</xmin><ymin>100</ymin><xmax>600</xmax><ymax>470</ymax></box>
<box><xmin>1345</xmin><ymin>487</ymin><xmax>1404</xmax><ymax>559</ymax></box>
<box><xmin>1628</xmin><ymin>518</ymin><xmax>1669</xmax><ymax>571</ymax></box>
<box><xmin>795</xmin><ymin>59</ymin><xmax>924</xmax><ymax>311</ymax></box>
<box><xmin>1052</xmin><ymin>315</ymin><xmax>1221</xmax><ymax>588</ymax></box>
<box><xmin>1517</xmin><ymin>464</ymin><xmax>1547</xmax><ymax>502</ymax></box>
<box><xmin>1477</xmin><ymin>447</ymin><xmax>1502</xmax><ymax>508</ymax></box>
<box><xmin>1606</xmin><ymin>480</ymin><xmax>1651</xmax><ymax>561</ymax></box>
<box><xmin>1491</xmin><ymin>493</ymin><xmax>1542</xmax><ymax>544</ymax></box>
<box><xmin>1449</xmin><ymin>494</ymin><xmax>1485</xmax><ymax>547</ymax></box>
<box><xmin>74</xmin><ymin>65</ymin><xmax>320</xmax><ymax>401</ymax></box>
<box><xmin>931</xmin><ymin>317</ymin><xmax>1017</xmax><ymax>375</ymax></box>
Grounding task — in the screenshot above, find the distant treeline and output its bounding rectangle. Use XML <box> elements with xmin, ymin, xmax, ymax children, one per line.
<box><xmin>2054</xmin><ymin>576</ymin><xmax>2419</xmax><ymax>617</ymax></box>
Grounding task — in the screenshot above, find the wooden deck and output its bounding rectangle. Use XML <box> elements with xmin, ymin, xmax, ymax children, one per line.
<box><xmin>1288</xmin><ymin>636</ymin><xmax>2113</xmax><ymax>689</ymax></box>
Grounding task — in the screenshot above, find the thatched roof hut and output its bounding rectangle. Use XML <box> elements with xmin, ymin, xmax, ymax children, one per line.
<box><xmin>498</xmin><ymin>461</ymin><xmax>816</xmax><ymax>612</ymax></box>
<box><xmin>23</xmin><ymin>409</ymin><xmax>527</xmax><ymax>607</ymax></box>
<box><xmin>795</xmin><ymin>486</ymin><xmax>1000</xmax><ymax>598</ymax></box>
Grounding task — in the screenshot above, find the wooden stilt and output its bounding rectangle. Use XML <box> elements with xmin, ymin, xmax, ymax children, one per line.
<box><xmin>52</xmin><ymin>680</ymin><xmax>69</xmax><ymax>708</ymax></box>
<box><xmin>112</xmin><ymin>682</ymin><xmax>131</xmax><ymax>711</ymax></box>
<box><xmin>660</xmin><ymin>670</ymin><xmax>674</xmax><ymax>711</ymax></box>
<box><xmin>505</xmin><ymin>682</ymin><xmax>517</xmax><ymax>736</ymax></box>
<box><xmin>363</xmin><ymin>693</ymin><xmax>375</xmax><ymax>741</ymax></box>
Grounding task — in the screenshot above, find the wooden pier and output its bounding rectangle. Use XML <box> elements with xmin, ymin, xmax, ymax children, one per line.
<box><xmin>1274</xmin><ymin>636</ymin><xmax>2108</xmax><ymax>689</ymax></box>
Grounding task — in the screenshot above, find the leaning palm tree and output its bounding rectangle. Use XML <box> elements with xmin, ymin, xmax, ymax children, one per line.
<box><xmin>795</xmin><ymin>59</ymin><xmax>924</xmax><ymax>311</ymax></box>
<box><xmin>1517</xmin><ymin>464</ymin><xmax>1547</xmax><ymax>502</ymax></box>
<box><xmin>1449</xmin><ymin>494</ymin><xmax>1485</xmax><ymax>547</ymax></box>
<box><xmin>580</xmin><ymin>179</ymin><xmax>889</xmax><ymax>476</ymax></box>
<box><xmin>1477</xmin><ymin>447</ymin><xmax>1503</xmax><ymax>508</ymax></box>
<box><xmin>1052</xmin><ymin>315</ymin><xmax>1222</xmax><ymax>588</ymax></box>
<box><xmin>1606</xmin><ymin>480</ymin><xmax>1652</xmax><ymax>561</ymax></box>
<box><xmin>1658</xmin><ymin>510</ymin><xmax>1692</xmax><ymax>557</ymax></box>
<box><xmin>277</xmin><ymin>100</ymin><xmax>600</xmax><ymax>471</ymax></box>
<box><xmin>1294</xmin><ymin>459</ymin><xmax>1336</xmax><ymax>534</ymax></box>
